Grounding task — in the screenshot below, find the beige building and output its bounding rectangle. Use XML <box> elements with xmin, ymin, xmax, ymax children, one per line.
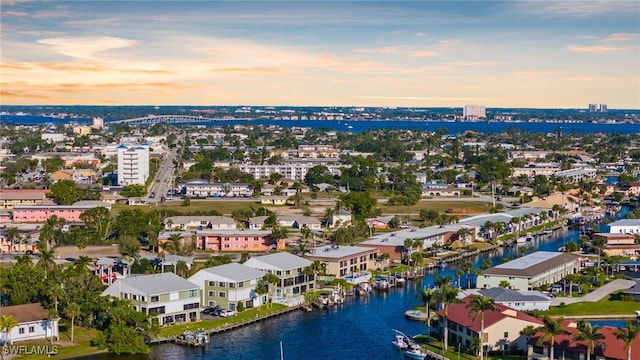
<box><xmin>477</xmin><ymin>251</ymin><xmax>581</xmax><ymax>290</ymax></box>
<box><xmin>306</xmin><ymin>245</ymin><xmax>379</xmax><ymax>277</ymax></box>
<box><xmin>0</xmin><ymin>190</ymin><xmax>50</xmax><ymax>210</ymax></box>
<box><xmin>437</xmin><ymin>296</ymin><xmax>543</xmax><ymax>354</ymax></box>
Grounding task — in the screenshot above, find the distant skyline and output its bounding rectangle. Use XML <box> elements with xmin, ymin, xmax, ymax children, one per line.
<box><xmin>1</xmin><ymin>1</ymin><xmax>639</xmax><ymax>109</ymax></box>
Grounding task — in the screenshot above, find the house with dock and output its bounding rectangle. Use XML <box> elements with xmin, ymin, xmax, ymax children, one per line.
<box><xmin>477</xmin><ymin>251</ymin><xmax>581</xmax><ymax>290</ymax></box>
<box><xmin>101</xmin><ymin>272</ymin><xmax>202</xmax><ymax>326</ymax></box>
<box><xmin>188</xmin><ymin>263</ymin><xmax>266</xmax><ymax>311</ymax></box>
<box><xmin>306</xmin><ymin>245</ymin><xmax>379</xmax><ymax>277</ymax></box>
<box><xmin>243</xmin><ymin>252</ymin><xmax>314</xmax><ymax>306</ymax></box>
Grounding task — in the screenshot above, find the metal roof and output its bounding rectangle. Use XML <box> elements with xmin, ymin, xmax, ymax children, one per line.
<box><xmin>483</xmin><ymin>251</ymin><xmax>580</xmax><ymax>277</ymax></box>
<box><xmin>306</xmin><ymin>245</ymin><xmax>377</xmax><ymax>260</ymax></box>
<box><xmin>195</xmin><ymin>263</ymin><xmax>266</xmax><ymax>282</ymax></box>
<box><xmin>243</xmin><ymin>252</ymin><xmax>311</xmax><ymax>271</ymax></box>
<box><xmin>102</xmin><ymin>272</ymin><xmax>198</xmax><ymax>297</ymax></box>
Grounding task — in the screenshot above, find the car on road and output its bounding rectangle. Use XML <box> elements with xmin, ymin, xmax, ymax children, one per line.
<box><xmin>149</xmin><ymin>192</ymin><xmax>156</xmax><ymax>198</ymax></box>
<box><xmin>218</xmin><ymin>309</ymin><xmax>236</xmax><ymax>317</ymax></box>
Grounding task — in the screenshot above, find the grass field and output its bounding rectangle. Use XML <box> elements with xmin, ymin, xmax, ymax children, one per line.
<box><xmin>543</xmin><ymin>291</ymin><xmax>640</xmax><ymax>317</ymax></box>
<box><xmin>18</xmin><ymin>327</ymin><xmax>104</xmax><ymax>360</ymax></box>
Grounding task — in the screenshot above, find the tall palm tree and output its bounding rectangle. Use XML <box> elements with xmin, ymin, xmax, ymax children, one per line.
<box><xmin>168</xmin><ymin>233</ymin><xmax>184</xmax><ymax>254</ymax></box>
<box><xmin>463</xmin><ymin>262</ymin><xmax>474</xmax><ymax>289</ymax></box>
<box><xmin>466</xmin><ymin>295</ymin><xmax>499</xmax><ymax>360</ymax></box>
<box><xmin>0</xmin><ymin>315</ymin><xmax>19</xmax><ymax>345</ymax></box>
<box><xmin>454</xmin><ymin>268</ymin><xmax>464</xmax><ymax>289</ymax></box>
<box><xmin>457</xmin><ymin>227</ymin><xmax>472</xmax><ymax>244</ymax></box>
<box><xmin>36</xmin><ymin>249</ymin><xmax>57</xmax><ymax>279</ymax></box>
<box><xmin>435</xmin><ymin>285</ymin><xmax>459</xmax><ymax>351</ymax></box>
<box><xmin>573</xmin><ymin>320</ymin><xmax>606</xmax><ymax>360</ymax></box>
<box><xmin>536</xmin><ymin>316</ymin><xmax>570</xmax><ymax>360</ymax></box>
<box><xmin>73</xmin><ymin>255</ymin><xmax>93</xmax><ymax>271</ymax></box>
<box><xmin>263</xmin><ymin>272</ymin><xmax>280</xmax><ymax>308</ymax></box>
<box><xmin>15</xmin><ymin>254</ymin><xmax>33</xmax><ymax>265</ymax></box>
<box><xmin>65</xmin><ymin>303</ymin><xmax>81</xmax><ymax>342</ymax></box>
<box><xmin>415</xmin><ymin>288</ymin><xmax>435</xmax><ymax>339</ymax></box>
<box><xmin>434</xmin><ymin>274</ymin><xmax>453</xmax><ymax>288</ymax></box>
<box><xmin>614</xmin><ymin>320</ymin><xmax>640</xmax><ymax>360</ymax></box>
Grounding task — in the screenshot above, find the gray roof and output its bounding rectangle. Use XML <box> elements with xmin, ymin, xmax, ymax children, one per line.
<box><xmin>244</xmin><ymin>252</ymin><xmax>311</xmax><ymax>271</ymax></box>
<box><xmin>140</xmin><ymin>254</ymin><xmax>193</xmax><ymax>265</ymax></box>
<box><xmin>248</xmin><ymin>216</ymin><xmax>268</xmax><ymax>224</ymax></box>
<box><xmin>608</xmin><ymin>219</ymin><xmax>640</xmax><ymax>227</ymax></box>
<box><xmin>624</xmin><ymin>280</ymin><xmax>640</xmax><ymax>295</ymax></box>
<box><xmin>361</xmin><ymin>224</ymin><xmax>469</xmax><ymax>247</ymax></box>
<box><xmin>195</xmin><ymin>263</ymin><xmax>266</xmax><ymax>282</ymax></box>
<box><xmin>101</xmin><ymin>272</ymin><xmax>198</xmax><ymax>297</ymax></box>
<box><xmin>459</xmin><ymin>213</ymin><xmax>513</xmax><ymax>227</ymax></box>
<box><xmin>165</xmin><ymin>216</ymin><xmax>236</xmax><ymax>225</ymax></box>
<box><xmin>196</xmin><ymin>229</ymin><xmax>271</xmax><ymax>236</ymax></box>
<box><xmin>504</xmin><ymin>207</ymin><xmax>545</xmax><ymax>217</ymax></box>
<box><xmin>483</xmin><ymin>251</ymin><xmax>579</xmax><ymax>277</ymax></box>
<box><xmin>306</xmin><ymin>245</ymin><xmax>377</xmax><ymax>260</ymax></box>
<box><xmin>479</xmin><ymin>288</ymin><xmax>550</xmax><ymax>302</ymax></box>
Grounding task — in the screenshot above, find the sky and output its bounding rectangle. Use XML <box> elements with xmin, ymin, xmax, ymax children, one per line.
<box><xmin>1</xmin><ymin>0</ymin><xmax>639</xmax><ymax>109</ymax></box>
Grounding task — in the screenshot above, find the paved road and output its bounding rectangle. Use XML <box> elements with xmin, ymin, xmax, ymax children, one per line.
<box><xmin>550</xmin><ymin>279</ymin><xmax>636</xmax><ymax>306</ymax></box>
<box><xmin>147</xmin><ymin>143</ymin><xmax>181</xmax><ymax>203</ymax></box>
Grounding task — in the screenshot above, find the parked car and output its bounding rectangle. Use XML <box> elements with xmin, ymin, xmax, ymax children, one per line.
<box><xmin>149</xmin><ymin>192</ymin><xmax>155</xmax><ymax>198</ymax></box>
<box><xmin>201</xmin><ymin>306</ymin><xmax>221</xmax><ymax>315</ymax></box>
<box><xmin>218</xmin><ymin>309</ymin><xmax>237</xmax><ymax>317</ymax></box>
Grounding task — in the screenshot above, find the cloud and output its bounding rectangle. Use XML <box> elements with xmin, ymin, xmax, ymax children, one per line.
<box><xmin>601</xmin><ymin>33</ymin><xmax>639</xmax><ymax>43</ymax></box>
<box><xmin>37</xmin><ymin>36</ymin><xmax>138</xmax><ymax>59</ymax></box>
<box><xmin>512</xmin><ymin>0</ymin><xmax>638</xmax><ymax>17</ymax></box>
<box><xmin>567</xmin><ymin>45</ymin><xmax>625</xmax><ymax>53</ymax></box>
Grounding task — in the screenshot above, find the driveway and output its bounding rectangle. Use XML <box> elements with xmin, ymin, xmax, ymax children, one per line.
<box><xmin>550</xmin><ymin>279</ymin><xmax>636</xmax><ymax>306</ymax></box>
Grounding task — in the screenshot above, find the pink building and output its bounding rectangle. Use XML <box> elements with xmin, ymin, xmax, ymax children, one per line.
<box><xmin>195</xmin><ymin>229</ymin><xmax>284</xmax><ymax>252</ymax></box>
<box><xmin>12</xmin><ymin>205</ymin><xmax>104</xmax><ymax>223</ymax></box>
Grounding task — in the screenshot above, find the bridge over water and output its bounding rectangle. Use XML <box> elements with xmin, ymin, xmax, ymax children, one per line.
<box><xmin>108</xmin><ymin>115</ymin><xmax>249</xmax><ymax>126</ymax></box>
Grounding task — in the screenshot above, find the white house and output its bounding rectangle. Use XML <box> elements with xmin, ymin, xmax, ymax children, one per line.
<box><xmin>101</xmin><ymin>272</ymin><xmax>202</xmax><ymax>326</ymax></box>
<box><xmin>188</xmin><ymin>263</ymin><xmax>266</xmax><ymax>311</ymax></box>
<box><xmin>164</xmin><ymin>216</ymin><xmax>237</xmax><ymax>230</ymax></box>
<box><xmin>457</xmin><ymin>287</ymin><xmax>552</xmax><ymax>311</ymax></box>
<box><xmin>0</xmin><ymin>303</ymin><xmax>59</xmax><ymax>344</ymax></box>
<box><xmin>607</xmin><ymin>219</ymin><xmax>640</xmax><ymax>235</ymax></box>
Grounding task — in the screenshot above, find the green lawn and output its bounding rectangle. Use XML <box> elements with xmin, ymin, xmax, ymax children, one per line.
<box><xmin>17</xmin><ymin>327</ymin><xmax>105</xmax><ymax>360</ymax></box>
<box><xmin>158</xmin><ymin>304</ymin><xmax>288</xmax><ymax>337</ymax></box>
<box><xmin>378</xmin><ymin>200</ymin><xmax>487</xmax><ymax>215</ymax></box>
<box><xmin>543</xmin><ymin>291</ymin><xmax>640</xmax><ymax>316</ymax></box>
<box><xmin>112</xmin><ymin>199</ymin><xmax>264</xmax><ymax>215</ymax></box>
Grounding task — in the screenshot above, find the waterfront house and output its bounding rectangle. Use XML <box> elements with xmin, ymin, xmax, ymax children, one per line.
<box><xmin>195</xmin><ymin>229</ymin><xmax>283</xmax><ymax>252</ymax></box>
<box><xmin>306</xmin><ymin>245</ymin><xmax>379</xmax><ymax>277</ymax></box>
<box><xmin>0</xmin><ymin>303</ymin><xmax>59</xmax><ymax>344</ymax></box>
<box><xmin>457</xmin><ymin>288</ymin><xmax>552</xmax><ymax>311</ymax></box>
<box><xmin>101</xmin><ymin>273</ymin><xmax>202</xmax><ymax>326</ymax></box>
<box><xmin>188</xmin><ymin>263</ymin><xmax>266</xmax><ymax>311</ymax></box>
<box><xmin>477</xmin><ymin>251</ymin><xmax>581</xmax><ymax>290</ymax></box>
<box><xmin>527</xmin><ymin>320</ymin><xmax>640</xmax><ymax>360</ymax></box>
<box><xmin>243</xmin><ymin>252</ymin><xmax>314</xmax><ymax>305</ymax></box>
<box><xmin>607</xmin><ymin>219</ymin><xmax>640</xmax><ymax>235</ymax></box>
<box><xmin>436</xmin><ymin>296</ymin><xmax>542</xmax><ymax>354</ymax></box>
<box><xmin>164</xmin><ymin>216</ymin><xmax>236</xmax><ymax>231</ymax></box>
<box><xmin>593</xmin><ymin>232</ymin><xmax>640</xmax><ymax>259</ymax></box>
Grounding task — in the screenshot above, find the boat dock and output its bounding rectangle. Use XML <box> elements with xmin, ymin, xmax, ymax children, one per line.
<box><xmin>150</xmin><ymin>304</ymin><xmax>309</xmax><ymax>345</ymax></box>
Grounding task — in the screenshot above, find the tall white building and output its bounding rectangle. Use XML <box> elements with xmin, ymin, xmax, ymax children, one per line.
<box><xmin>117</xmin><ymin>144</ymin><xmax>150</xmax><ymax>185</ymax></box>
<box><xmin>463</xmin><ymin>104</ymin><xmax>486</xmax><ymax>120</ymax></box>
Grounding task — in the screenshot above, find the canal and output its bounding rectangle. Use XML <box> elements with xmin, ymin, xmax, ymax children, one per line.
<box><xmin>83</xmin><ymin>209</ymin><xmax>631</xmax><ymax>360</ymax></box>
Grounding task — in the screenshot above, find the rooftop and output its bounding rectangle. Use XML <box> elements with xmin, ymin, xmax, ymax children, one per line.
<box><xmin>0</xmin><ymin>303</ymin><xmax>50</xmax><ymax>323</ymax></box>
<box><xmin>197</xmin><ymin>262</ymin><xmax>266</xmax><ymax>282</ymax></box>
<box><xmin>243</xmin><ymin>252</ymin><xmax>311</xmax><ymax>271</ymax></box>
<box><xmin>483</xmin><ymin>251</ymin><xmax>580</xmax><ymax>277</ymax></box>
<box><xmin>101</xmin><ymin>272</ymin><xmax>198</xmax><ymax>297</ymax></box>
<box><xmin>306</xmin><ymin>245</ymin><xmax>377</xmax><ymax>260</ymax></box>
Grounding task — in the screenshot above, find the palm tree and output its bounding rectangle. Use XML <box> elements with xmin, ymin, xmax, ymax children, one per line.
<box><xmin>466</xmin><ymin>295</ymin><xmax>499</xmax><ymax>360</ymax></box>
<box><xmin>73</xmin><ymin>255</ymin><xmax>93</xmax><ymax>271</ymax></box>
<box><xmin>435</xmin><ymin>285</ymin><xmax>459</xmax><ymax>351</ymax></box>
<box><xmin>65</xmin><ymin>303</ymin><xmax>81</xmax><ymax>342</ymax></box>
<box><xmin>520</xmin><ymin>325</ymin><xmax>538</xmax><ymax>341</ymax></box>
<box><xmin>0</xmin><ymin>315</ymin><xmax>19</xmax><ymax>345</ymax></box>
<box><xmin>15</xmin><ymin>254</ymin><xmax>33</xmax><ymax>265</ymax></box>
<box><xmin>415</xmin><ymin>288</ymin><xmax>435</xmax><ymax>339</ymax></box>
<box><xmin>463</xmin><ymin>262</ymin><xmax>474</xmax><ymax>289</ymax></box>
<box><xmin>377</xmin><ymin>252</ymin><xmax>390</xmax><ymax>270</ymax></box>
<box><xmin>573</xmin><ymin>320</ymin><xmax>606</xmax><ymax>360</ymax></box>
<box><xmin>168</xmin><ymin>233</ymin><xmax>184</xmax><ymax>254</ymax></box>
<box><xmin>457</xmin><ymin>227</ymin><xmax>472</xmax><ymax>244</ymax></box>
<box><xmin>454</xmin><ymin>268</ymin><xmax>464</xmax><ymax>289</ymax></box>
<box><xmin>434</xmin><ymin>274</ymin><xmax>453</xmax><ymax>288</ymax></box>
<box><xmin>614</xmin><ymin>320</ymin><xmax>640</xmax><ymax>360</ymax></box>
<box><xmin>46</xmin><ymin>309</ymin><xmax>59</xmax><ymax>343</ymax></box>
<box><xmin>536</xmin><ymin>316</ymin><xmax>570</xmax><ymax>360</ymax></box>
<box><xmin>36</xmin><ymin>249</ymin><xmax>57</xmax><ymax>279</ymax></box>
<box><xmin>263</xmin><ymin>272</ymin><xmax>280</xmax><ymax>308</ymax></box>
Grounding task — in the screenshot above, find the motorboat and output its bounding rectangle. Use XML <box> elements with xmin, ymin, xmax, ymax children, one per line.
<box><xmin>392</xmin><ymin>334</ymin><xmax>409</xmax><ymax>350</ymax></box>
<box><xmin>515</xmin><ymin>236</ymin><xmax>527</xmax><ymax>244</ymax></box>
<box><xmin>404</xmin><ymin>344</ymin><xmax>427</xmax><ymax>360</ymax></box>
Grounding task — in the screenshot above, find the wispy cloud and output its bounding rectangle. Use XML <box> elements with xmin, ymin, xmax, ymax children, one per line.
<box><xmin>512</xmin><ymin>0</ymin><xmax>638</xmax><ymax>17</ymax></box>
<box><xmin>37</xmin><ymin>36</ymin><xmax>139</xmax><ymax>59</ymax></box>
<box><xmin>567</xmin><ymin>45</ymin><xmax>626</xmax><ymax>53</ymax></box>
<box><xmin>601</xmin><ymin>33</ymin><xmax>639</xmax><ymax>43</ymax></box>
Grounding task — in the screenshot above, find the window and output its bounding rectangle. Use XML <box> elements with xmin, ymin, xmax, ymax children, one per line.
<box><xmin>132</xmin><ymin>294</ymin><xmax>137</xmax><ymax>300</ymax></box>
<box><xmin>208</xmin><ymin>281</ymin><xmax>216</xmax><ymax>287</ymax></box>
<box><xmin>208</xmin><ymin>291</ymin><xmax>216</xmax><ymax>297</ymax></box>
<box><xmin>28</xmin><ymin>326</ymin><xmax>35</xmax><ymax>333</ymax></box>
<box><xmin>189</xmin><ymin>289</ymin><xmax>198</xmax><ymax>297</ymax></box>
<box><xmin>238</xmin><ymin>281</ymin><xmax>244</xmax><ymax>287</ymax></box>
<box><xmin>219</xmin><ymin>291</ymin><xmax>226</xmax><ymax>298</ymax></box>
<box><xmin>148</xmin><ymin>306</ymin><xmax>165</xmax><ymax>315</ymax></box>
<box><xmin>141</xmin><ymin>296</ymin><xmax>145</xmax><ymax>301</ymax></box>
<box><xmin>219</xmin><ymin>282</ymin><xmax>226</xmax><ymax>288</ymax></box>
<box><xmin>503</xmin><ymin>332</ymin><xmax>509</xmax><ymax>338</ymax></box>
<box><xmin>229</xmin><ymin>283</ymin><xmax>236</xmax><ymax>288</ymax></box>
<box><xmin>151</xmin><ymin>296</ymin><xmax>159</xmax><ymax>302</ymax></box>
<box><xmin>123</xmin><ymin>293</ymin><xmax>129</xmax><ymax>299</ymax></box>
<box><xmin>19</xmin><ymin>328</ymin><xmax>25</xmax><ymax>334</ymax></box>
<box><xmin>183</xmin><ymin>302</ymin><xmax>200</xmax><ymax>311</ymax></box>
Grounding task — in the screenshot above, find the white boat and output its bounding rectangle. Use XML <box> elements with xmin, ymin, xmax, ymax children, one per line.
<box><xmin>344</xmin><ymin>271</ymin><xmax>372</xmax><ymax>285</ymax></box>
<box><xmin>404</xmin><ymin>344</ymin><xmax>427</xmax><ymax>360</ymax></box>
<box><xmin>515</xmin><ymin>236</ymin><xmax>527</xmax><ymax>244</ymax></box>
<box><xmin>543</xmin><ymin>229</ymin><xmax>553</xmax><ymax>236</ymax></box>
<box><xmin>392</xmin><ymin>334</ymin><xmax>409</xmax><ymax>350</ymax></box>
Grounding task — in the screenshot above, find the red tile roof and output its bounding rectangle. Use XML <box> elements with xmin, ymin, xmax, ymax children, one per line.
<box><xmin>529</xmin><ymin>320</ymin><xmax>640</xmax><ymax>360</ymax></box>
<box><xmin>436</xmin><ymin>295</ymin><xmax>542</xmax><ymax>333</ymax></box>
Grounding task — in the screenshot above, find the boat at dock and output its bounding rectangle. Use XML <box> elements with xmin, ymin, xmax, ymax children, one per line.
<box><xmin>404</xmin><ymin>343</ymin><xmax>427</xmax><ymax>360</ymax></box>
<box><xmin>344</xmin><ymin>271</ymin><xmax>372</xmax><ymax>285</ymax></box>
<box><xmin>391</xmin><ymin>329</ymin><xmax>410</xmax><ymax>350</ymax></box>
<box><xmin>173</xmin><ymin>329</ymin><xmax>209</xmax><ymax>347</ymax></box>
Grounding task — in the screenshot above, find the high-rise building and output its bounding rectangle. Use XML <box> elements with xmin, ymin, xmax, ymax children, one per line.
<box><xmin>599</xmin><ymin>104</ymin><xmax>607</xmax><ymax>113</ymax></box>
<box><xmin>463</xmin><ymin>104</ymin><xmax>486</xmax><ymax>120</ymax></box>
<box><xmin>117</xmin><ymin>143</ymin><xmax>149</xmax><ymax>186</ymax></box>
<box><xmin>588</xmin><ymin>104</ymin><xmax>597</xmax><ymax>113</ymax></box>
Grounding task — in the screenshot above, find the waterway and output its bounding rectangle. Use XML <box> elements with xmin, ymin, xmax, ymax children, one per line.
<box><xmin>2</xmin><ymin>115</ymin><xmax>640</xmax><ymax>135</ymax></box>
<box><xmin>81</xmin><ymin>208</ymin><xmax>636</xmax><ymax>360</ymax></box>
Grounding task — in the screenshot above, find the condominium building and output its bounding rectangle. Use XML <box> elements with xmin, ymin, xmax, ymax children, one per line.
<box><xmin>117</xmin><ymin>144</ymin><xmax>149</xmax><ymax>185</ymax></box>
<box><xmin>463</xmin><ymin>104</ymin><xmax>486</xmax><ymax>120</ymax></box>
